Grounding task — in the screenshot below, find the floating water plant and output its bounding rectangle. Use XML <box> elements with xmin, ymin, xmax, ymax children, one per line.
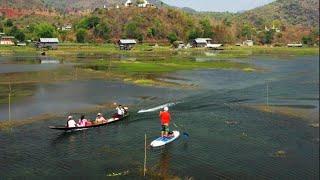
<box><xmin>273</xmin><ymin>150</ymin><xmax>287</xmax><ymax>158</ymax></box>
<box><xmin>106</xmin><ymin>170</ymin><xmax>129</xmax><ymax>177</ymax></box>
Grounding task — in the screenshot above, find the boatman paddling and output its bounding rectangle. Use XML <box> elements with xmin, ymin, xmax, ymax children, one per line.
<box><xmin>159</xmin><ymin>107</ymin><xmax>171</xmax><ymax>137</ymax></box>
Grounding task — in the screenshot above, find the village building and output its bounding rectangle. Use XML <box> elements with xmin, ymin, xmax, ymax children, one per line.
<box><xmin>62</xmin><ymin>25</ymin><xmax>72</xmax><ymax>31</ymax></box>
<box><xmin>137</xmin><ymin>0</ymin><xmax>151</xmax><ymax>8</ymax></box>
<box><xmin>265</xmin><ymin>25</ymin><xmax>281</xmax><ymax>33</ymax></box>
<box><xmin>118</xmin><ymin>39</ymin><xmax>137</xmax><ymax>50</ymax></box>
<box><xmin>287</xmin><ymin>43</ymin><xmax>303</xmax><ymax>47</ymax></box>
<box><xmin>271</xmin><ymin>24</ymin><xmax>281</xmax><ymax>33</ymax></box>
<box><xmin>191</xmin><ymin>38</ymin><xmax>212</xmax><ymax>47</ymax></box>
<box><xmin>207</xmin><ymin>43</ymin><xmax>224</xmax><ymax>50</ymax></box>
<box><xmin>243</xmin><ymin>40</ymin><xmax>254</xmax><ymax>46</ymax></box>
<box><xmin>173</xmin><ymin>41</ymin><xmax>185</xmax><ymax>49</ymax></box>
<box><xmin>0</xmin><ymin>36</ymin><xmax>15</xmax><ymax>45</ymax></box>
<box><xmin>17</xmin><ymin>42</ymin><xmax>27</xmax><ymax>46</ymax></box>
<box><xmin>36</xmin><ymin>38</ymin><xmax>59</xmax><ymax>49</ymax></box>
<box><xmin>264</xmin><ymin>26</ymin><xmax>270</xmax><ymax>32</ymax></box>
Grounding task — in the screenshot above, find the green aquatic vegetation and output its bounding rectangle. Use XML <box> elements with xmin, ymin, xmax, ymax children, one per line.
<box><xmin>106</xmin><ymin>170</ymin><xmax>130</xmax><ymax>177</ymax></box>
<box><xmin>0</xmin><ymin>46</ymin><xmax>37</xmax><ymax>54</ymax></box>
<box><xmin>79</xmin><ymin>58</ymin><xmax>251</xmax><ymax>87</ymax></box>
<box><xmin>272</xmin><ymin>150</ymin><xmax>287</xmax><ymax>158</ymax></box>
<box><xmin>227</xmin><ymin>46</ymin><xmax>319</xmax><ymax>56</ymax></box>
<box><xmin>0</xmin><ymin>67</ymin><xmax>108</xmax><ymax>85</ymax></box>
<box><xmin>0</xmin><ymin>84</ymin><xmax>35</xmax><ymax>104</ymax></box>
<box><xmin>0</xmin><ymin>113</ymin><xmax>60</xmax><ymax>130</ymax></box>
<box><xmin>111</xmin><ymin>59</ymin><xmax>250</xmax><ymax>74</ymax></box>
<box><xmin>243</xmin><ymin>104</ymin><xmax>319</xmax><ymax>122</ymax></box>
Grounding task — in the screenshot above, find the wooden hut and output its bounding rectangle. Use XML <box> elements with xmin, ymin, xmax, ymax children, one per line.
<box><xmin>192</xmin><ymin>38</ymin><xmax>212</xmax><ymax>47</ymax></box>
<box><xmin>118</xmin><ymin>39</ymin><xmax>137</xmax><ymax>50</ymax></box>
<box><xmin>37</xmin><ymin>38</ymin><xmax>59</xmax><ymax>49</ymax></box>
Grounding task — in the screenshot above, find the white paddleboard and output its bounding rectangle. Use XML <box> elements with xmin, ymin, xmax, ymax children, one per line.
<box><xmin>150</xmin><ymin>131</ymin><xmax>180</xmax><ymax>147</ymax></box>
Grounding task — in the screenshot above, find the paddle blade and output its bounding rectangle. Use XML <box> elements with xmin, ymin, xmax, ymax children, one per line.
<box><xmin>183</xmin><ymin>132</ymin><xmax>189</xmax><ymax>138</ymax></box>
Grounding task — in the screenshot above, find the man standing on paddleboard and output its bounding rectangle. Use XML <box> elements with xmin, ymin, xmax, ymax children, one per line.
<box><xmin>160</xmin><ymin>107</ymin><xmax>171</xmax><ymax>137</ymax></box>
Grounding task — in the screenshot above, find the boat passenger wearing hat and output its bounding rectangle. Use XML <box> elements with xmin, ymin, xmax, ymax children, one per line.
<box><xmin>95</xmin><ymin>113</ymin><xmax>107</xmax><ymax>124</ymax></box>
<box><xmin>159</xmin><ymin>106</ymin><xmax>171</xmax><ymax>137</ymax></box>
<box><xmin>67</xmin><ymin>115</ymin><xmax>77</xmax><ymax>128</ymax></box>
<box><xmin>116</xmin><ymin>105</ymin><xmax>125</xmax><ymax>116</ymax></box>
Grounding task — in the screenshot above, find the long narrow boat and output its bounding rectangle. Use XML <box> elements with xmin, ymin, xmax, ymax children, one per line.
<box><xmin>49</xmin><ymin>113</ymin><xmax>129</xmax><ymax>132</ymax></box>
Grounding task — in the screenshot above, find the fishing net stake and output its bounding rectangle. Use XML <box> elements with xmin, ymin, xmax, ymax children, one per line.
<box><xmin>8</xmin><ymin>82</ymin><xmax>11</xmax><ymax>121</ymax></box>
<box><xmin>144</xmin><ymin>133</ymin><xmax>147</xmax><ymax>176</ymax></box>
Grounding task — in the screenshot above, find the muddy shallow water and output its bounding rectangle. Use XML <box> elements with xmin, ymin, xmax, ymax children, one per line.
<box><xmin>0</xmin><ymin>54</ymin><xmax>318</xmax><ymax>179</ymax></box>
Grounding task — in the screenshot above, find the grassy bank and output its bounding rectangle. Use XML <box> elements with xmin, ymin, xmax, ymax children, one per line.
<box><xmin>224</xmin><ymin>46</ymin><xmax>319</xmax><ymax>56</ymax></box>
<box><xmin>1</xmin><ymin>44</ymin><xmax>318</xmax><ymax>59</ymax></box>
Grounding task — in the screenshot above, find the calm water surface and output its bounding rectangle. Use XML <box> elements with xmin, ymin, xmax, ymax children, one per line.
<box><xmin>0</xmin><ymin>55</ymin><xmax>318</xmax><ymax>179</ymax></box>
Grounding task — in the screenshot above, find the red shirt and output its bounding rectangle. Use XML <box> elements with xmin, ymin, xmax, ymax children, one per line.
<box><xmin>160</xmin><ymin>111</ymin><xmax>170</xmax><ymax>125</ymax></box>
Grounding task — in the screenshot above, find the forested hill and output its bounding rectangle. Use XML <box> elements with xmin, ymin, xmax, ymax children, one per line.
<box><xmin>239</xmin><ymin>0</ymin><xmax>319</xmax><ymax>27</ymax></box>
<box><xmin>1</xmin><ymin>0</ymin><xmax>319</xmax><ymax>28</ymax></box>
<box><xmin>0</xmin><ymin>0</ymin><xmax>165</xmax><ymax>11</ymax></box>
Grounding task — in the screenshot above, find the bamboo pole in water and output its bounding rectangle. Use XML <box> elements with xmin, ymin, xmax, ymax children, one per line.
<box><xmin>75</xmin><ymin>67</ymin><xmax>78</xmax><ymax>80</ymax></box>
<box><xmin>266</xmin><ymin>80</ymin><xmax>269</xmax><ymax>111</ymax></box>
<box><xmin>8</xmin><ymin>82</ymin><xmax>11</xmax><ymax>121</ymax></box>
<box><xmin>144</xmin><ymin>133</ymin><xmax>147</xmax><ymax>177</ymax></box>
<box><xmin>266</xmin><ymin>80</ymin><xmax>270</xmax><ymax>111</ymax></box>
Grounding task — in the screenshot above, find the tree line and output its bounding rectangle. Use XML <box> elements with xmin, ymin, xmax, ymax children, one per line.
<box><xmin>0</xmin><ymin>7</ymin><xmax>318</xmax><ymax>46</ymax></box>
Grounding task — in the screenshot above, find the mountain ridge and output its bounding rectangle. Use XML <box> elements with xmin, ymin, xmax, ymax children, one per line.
<box><xmin>0</xmin><ymin>0</ymin><xmax>166</xmax><ymax>11</ymax></box>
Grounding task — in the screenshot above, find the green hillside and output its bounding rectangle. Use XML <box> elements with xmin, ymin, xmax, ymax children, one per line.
<box><xmin>240</xmin><ymin>0</ymin><xmax>319</xmax><ymax>27</ymax></box>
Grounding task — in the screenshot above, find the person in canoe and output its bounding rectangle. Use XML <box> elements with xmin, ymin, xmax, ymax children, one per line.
<box><xmin>78</xmin><ymin>115</ymin><xmax>92</xmax><ymax>127</ymax></box>
<box><xmin>115</xmin><ymin>105</ymin><xmax>125</xmax><ymax>117</ymax></box>
<box><xmin>159</xmin><ymin>107</ymin><xmax>172</xmax><ymax>137</ymax></box>
<box><xmin>67</xmin><ymin>115</ymin><xmax>78</xmax><ymax>128</ymax></box>
<box><xmin>95</xmin><ymin>113</ymin><xmax>107</xmax><ymax>124</ymax></box>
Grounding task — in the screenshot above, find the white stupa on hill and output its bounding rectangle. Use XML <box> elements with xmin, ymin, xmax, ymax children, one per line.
<box><xmin>125</xmin><ymin>0</ymin><xmax>133</xmax><ymax>7</ymax></box>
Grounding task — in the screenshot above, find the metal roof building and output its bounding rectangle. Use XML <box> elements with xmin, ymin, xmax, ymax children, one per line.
<box><xmin>118</xmin><ymin>39</ymin><xmax>137</xmax><ymax>50</ymax></box>
<box><xmin>192</xmin><ymin>38</ymin><xmax>212</xmax><ymax>47</ymax></box>
<box><xmin>39</xmin><ymin>38</ymin><xmax>59</xmax><ymax>43</ymax></box>
<box><xmin>37</xmin><ymin>38</ymin><xmax>59</xmax><ymax>49</ymax></box>
<box><xmin>119</xmin><ymin>39</ymin><xmax>137</xmax><ymax>44</ymax></box>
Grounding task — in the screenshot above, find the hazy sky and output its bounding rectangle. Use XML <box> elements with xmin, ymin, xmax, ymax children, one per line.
<box><xmin>162</xmin><ymin>0</ymin><xmax>275</xmax><ymax>12</ymax></box>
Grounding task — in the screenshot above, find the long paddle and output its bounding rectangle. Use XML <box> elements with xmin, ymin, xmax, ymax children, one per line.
<box><xmin>173</xmin><ymin>122</ymin><xmax>189</xmax><ymax>138</ymax></box>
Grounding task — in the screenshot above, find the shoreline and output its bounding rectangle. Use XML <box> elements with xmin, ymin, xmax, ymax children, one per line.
<box><xmin>0</xmin><ymin>44</ymin><xmax>319</xmax><ymax>58</ymax></box>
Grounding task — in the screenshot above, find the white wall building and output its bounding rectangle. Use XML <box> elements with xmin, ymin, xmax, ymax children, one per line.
<box><xmin>137</xmin><ymin>0</ymin><xmax>150</xmax><ymax>8</ymax></box>
<box><xmin>243</xmin><ymin>40</ymin><xmax>254</xmax><ymax>46</ymax></box>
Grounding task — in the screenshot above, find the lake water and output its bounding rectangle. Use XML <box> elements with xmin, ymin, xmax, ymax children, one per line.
<box><xmin>0</xmin><ymin>54</ymin><xmax>318</xmax><ymax>179</ymax></box>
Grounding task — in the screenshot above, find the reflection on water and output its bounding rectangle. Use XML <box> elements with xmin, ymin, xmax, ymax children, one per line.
<box><xmin>0</xmin><ymin>56</ymin><xmax>64</xmax><ymax>73</ymax></box>
<box><xmin>158</xmin><ymin>148</ymin><xmax>171</xmax><ymax>178</ymax></box>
